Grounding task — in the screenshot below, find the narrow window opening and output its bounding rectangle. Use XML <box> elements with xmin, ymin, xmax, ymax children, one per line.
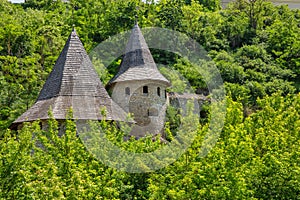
<box><xmin>157</xmin><ymin>87</ymin><xmax>161</xmax><ymax>96</ymax></box>
<box><xmin>143</xmin><ymin>86</ymin><xmax>148</xmax><ymax>94</ymax></box>
<box><xmin>165</xmin><ymin>90</ymin><xmax>167</xmax><ymax>98</ymax></box>
<box><xmin>125</xmin><ymin>87</ymin><xmax>130</xmax><ymax>95</ymax></box>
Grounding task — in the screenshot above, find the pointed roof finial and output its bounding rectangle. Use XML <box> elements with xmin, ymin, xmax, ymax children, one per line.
<box><xmin>72</xmin><ymin>24</ymin><xmax>75</xmax><ymax>31</ymax></box>
<box><xmin>135</xmin><ymin>15</ymin><xmax>138</xmax><ymax>25</ymax></box>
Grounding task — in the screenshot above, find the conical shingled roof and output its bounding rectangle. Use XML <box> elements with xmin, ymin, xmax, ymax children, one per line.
<box><xmin>108</xmin><ymin>23</ymin><xmax>170</xmax><ymax>86</ymax></box>
<box><xmin>12</xmin><ymin>29</ymin><xmax>128</xmax><ymax>126</ymax></box>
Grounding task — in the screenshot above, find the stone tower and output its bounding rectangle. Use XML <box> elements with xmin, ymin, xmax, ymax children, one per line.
<box><xmin>107</xmin><ymin>22</ymin><xmax>171</xmax><ymax>138</ymax></box>
<box><xmin>11</xmin><ymin>29</ymin><xmax>128</xmax><ymax>130</ymax></box>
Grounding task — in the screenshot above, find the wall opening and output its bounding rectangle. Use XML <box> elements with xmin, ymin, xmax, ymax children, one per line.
<box><xmin>125</xmin><ymin>87</ymin><xmax>130</xmax><ymax>95</ymax></box>
<box><xmin>143</xmin><ymin>86</ymin><xmax>148</xmax><ymax>94</ymax></box>
<box><xmin>157</xmin><ymin>87</ymin><xmax>161</xmax><ymax>96</ymax></box>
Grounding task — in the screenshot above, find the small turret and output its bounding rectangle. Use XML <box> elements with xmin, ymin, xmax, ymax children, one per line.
<box><xmin>107</xmin><ymin>22</ymin><xmax>170</xmax><ymax>137</ymax></box>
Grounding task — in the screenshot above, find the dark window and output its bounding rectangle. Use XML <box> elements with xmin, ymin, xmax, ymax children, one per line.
<box><xmin>143</xmin><ymin>86</ymin><xmax>148</xmax><ymax>94</ymax></box>
<box><xmin>125</xmin><ymin>87</ymin><xmax>130</xmax><ymax>95</ymax></box>
<box><xmin>165</xmin><ymin>90</ymin><xmax>167</xmax><ymax>98</ymax></box>
<box><xmin>157</xmin><ymin>87</ymin><xmax>161</xmax><ymax>96</ymax></box>
<box><xmin>39</xmin><ymin>121</ymin><xmax>43</xmax><ymax>129</ymax></box>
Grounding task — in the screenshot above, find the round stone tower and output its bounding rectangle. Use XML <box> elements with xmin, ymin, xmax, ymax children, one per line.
<box><xmin>107</xmin><ymin>22</ymin><xmax>170</xmax><ymax>138</ymax></box>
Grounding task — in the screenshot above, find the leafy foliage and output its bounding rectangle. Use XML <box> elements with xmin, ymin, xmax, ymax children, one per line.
<box><xmin>1</xmin><ymin>94</ymin><xmax>299</xmax><ymax>199</ymax></box>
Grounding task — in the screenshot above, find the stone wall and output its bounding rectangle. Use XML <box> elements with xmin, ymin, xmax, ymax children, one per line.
<box><xmin>111</xmin><ymin>80</ymin><xmax>168</xmax><ymax>137</ymax></box>
<box><xmin>168</xmin><ymin>92</ymin><xmax>208</xmax><ymax>117</ymax></box>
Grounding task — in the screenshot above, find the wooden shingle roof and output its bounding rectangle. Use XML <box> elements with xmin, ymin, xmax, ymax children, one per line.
<box><xmin>12</xmin><ymin>29</ymin><xmax>128</xmax><ymax>126</ymax></box>
<box><xmin>108</xmin><ymin>23</ymin><xmax>170</xmax><ymax>86</ymax></box>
